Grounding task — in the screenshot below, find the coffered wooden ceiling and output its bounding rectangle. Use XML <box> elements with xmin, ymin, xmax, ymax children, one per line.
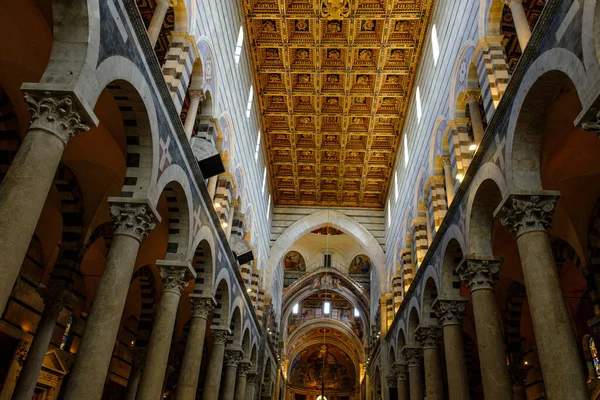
<box><xmin>243</xmin><ymin>0</ymin><xmax>434</xmax><ymax>208</ymax></box>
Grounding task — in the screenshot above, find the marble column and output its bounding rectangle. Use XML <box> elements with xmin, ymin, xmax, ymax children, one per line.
<box><xmin>64</xmin><ymin>200</ymin><xmax>158</xmax><ymax>400</ymax></box>
<box><xmin>246</xmin><ymin>371</ymin><xmax>257</xmax><ymax>400</ymax></box>
<box><xmin>433</xmin><ymin>297</ymin><xmax>470</xmax><ymax>400</ymax></box>
<box><xmin>393</xmin><ymin>363</ymin><xmax>409</xmax><ymax>400</ymax></box>
<box><xmin>234</xmin><ymin>360</ymin><xmax>252</xmax><ymax>400</ymax></box>
<box><xmin>0</xmin><ymin>92</ymin><xmax>90</xmax><ymax>315</ymax></box>
<box><xmin>505</xmin><ymin>0</ymin><xmax>531</xmax><ymax>50</ymax></box>
<box><xmin>457</xmin><ymin>256</ymin><xmax>512</xmax><ymax>400</ymax></box>
<box><xmin>225</xmin><ymin>201</ymin><xmax>236</xmax><ymax>239</ymax></box>
<box><xmin>207</xmin><ymin>176</ymin><xmax>218</xmax><ymax>201</ymax></box>
<box><xmin>402</xmin><ymin>347</ymin><xmax>423</xmax><ymax>400</ymax></box>
<box><xmin>176</xmin><ymin>296</ymin><xmax>215</xmax><ymax>400</ymax></box>
<box><xmin>415</xmin><ymin>326</ymin><xmax>443</xmax><ymax>400</ymax></box>
<box><xmin>183</xmin><ymin>90</ymin><xmax>203</xmax><ymax>140</ymax></box>
<box><xmin>202</xmin><ymin>328</ymin><xmax>230</xmax><ymax>400</ymax></box>
<box><xmin>466</xmin><ymin>91</ymin><xmax>484</xmax><ymax>145</ymax></box>
<box><xmin>510</xmin><ymin>366</ymin><xmax>530</xmax><ymax>400</ymax></box>
<box><xmin>497</xmin><ymin>193</ymin><xmax>588</xmax><ymax>399</ymax></box>
<box><xmin>147</xmin><ymin>0</ymin><xmax>170</xmax><ymax>47</ymax></box>
<box><xmin>441</xmin><ymin>156</ymin><xmax>455</xmax><ymax>205</ymax></box>
<box><xmin>12</xmin><ymin>289</ymin><xmax>74</xmax><ymax>400</ymax></box>
<box><xmin>137</xmin><ymin>261</ymin><xmax>195</xmax><ymax>400</ymax></box>
<box><xmin>124</xmin><ymin>347</ymin><xmax>146</xmax><ymax>400</ymax></box>
<box><xmin>221</xmin><ymin>348</ymin><xmax>243</xmax><ymax>400</ymax></box>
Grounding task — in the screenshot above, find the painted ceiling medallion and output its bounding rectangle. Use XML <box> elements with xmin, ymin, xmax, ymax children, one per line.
<box><xmin>321</xmin><ymin>0</ymin><xmax>351</xmax><ymax>19</ymax></box>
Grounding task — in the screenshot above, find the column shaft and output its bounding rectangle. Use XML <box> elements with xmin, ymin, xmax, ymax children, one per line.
<box><xmin>468</xmin><ymin>98</ymin><xmax>485</xmax><ymax>145</ymax></box>
<box><xmin>221</xmin><ymin>364</ymin><xmax>238</xmax><ymax>400</ymax></box>
<box><xmin>147</xmin><ymin>0</ymin><xmax>169</xmax><ymax>47</ymax></box>
<box><xmin>423</xmin><ymin>348</ymin><xmax>443</xmax><ymax>400</ymax></box>
<box><xmin>124</xmin><ymin>366</ymin><xmax>141</xmax><ymax>400</ymax></box>
<box><xmin>63</xmin><ymin>234</ymin><xmax>141</xmax><ymax>400</ymax></box>
<box><xmin>245</xmin><ymin>374</ymin><xmax>257</xmax><ymax>400</ymax></box>
<box><xmin>207</xmin><ymin>176</ymin><xmax>218</xmax><ymax>201</ymax></box>
<box><xmin>442</xmin><ymin>159</ymin><xmax>455</xmax><ymax>205</ymax></box>
<box><xmin>408</xmin><ymin>365</ymin><xmax>423</xmax><ymax>400</ymax></box>
<box><xmin>508</xmin><ymin>0</ymin><xmax>532</xmax><ymax>50</ymax></box>
<box><xmin>225</xmin><ymin>205</ymin><xmax>235</xmax><ymax>239</ymax></box>
<box><xmin>397</xmin><ymin>378</ymin><xmax>409</xmax><ymax>400</ymax></box>
<box><xmin>184</xmin><ymin>95</ymin><xmax>201</xmax><ymax>140</ymax></box>
<box><xmin>0</xmin><ymin>129</ymin><xmax>64</xmax><ymax>314</ymax></box>
<box><xmin>176</xmin><ymin>315</ymin><xmax>209</xmax><ymax>399</ymax></box>
<box><xmin>516</xmin><ymin>231</ymin><xmax>588</xmax><ymax>399</ymax></box>
<box><xmin>442</xmin><ymin>324</ymin><xmax>470</xmax><ymax>400</ymax></box>
<box><xmin>202</xmin><ymin>337</ymin><xmax>226</xmax><ymax>400</ymax></box>
<box><xmin>234</xmin><ymin>374</ymin><xmax>248</xmax><ymax>400</ymax></box>
<box><xmin>471</xmin><ymin>289</ymin><xmax>512</xmax><ymax>400</ymax></box>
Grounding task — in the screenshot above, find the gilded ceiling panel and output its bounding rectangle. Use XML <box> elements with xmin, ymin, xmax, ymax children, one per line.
<box><xmin>243</xmin><ymin>0</ymin><xmax>434</xmax><ymax>208</ymax></box>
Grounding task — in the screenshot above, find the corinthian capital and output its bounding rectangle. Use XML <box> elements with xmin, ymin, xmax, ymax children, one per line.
<box><xmin>37</xmin><ymin>287</ymin><xmax>76</xmax><ymax>316</ymax></box>
<box><xmin>237</xmin><ymin>360</ymin><xmax>252</xmax><ymax>376</ymax></box>
<box><xmin>190</xmin><ymin>295</ymin><xmax>215</xmax><ymax>319</ymax></box>
<box><xmin>415</xmin><ymin>325</ymin><xmax>442</xmax><ymax>349</ymax></box>
<box><xmin>246</xmin><ymin>371</ymin><xmax>258</xmax><ymax>384</ymax></box>
<box><xmin>433</xmin><ymin>297</ymin><xmax>469</xmax><ymax>326</ymax></box>
<box><xmin>188</xmin><ymin>89</ymin><xmax>204</xmax><ymax>101</ymax></box>
<box><xmin>211</xmin><ymin>327</ymin><xmax>230</xmax><ymax>345</ymax></box>
<box><xmin>401</xmin><ymin>346</ymin><xmax>422</xmax><ymax>367</ymax></box>
<box><xmin>109</xmin><ymin>199</ymin><xmax>159</xmax><ymax>242</ymax></box>
<box><xmin>157</xmin><ymin>261</ymin><xmax>195</xmax><ymax>294</ymax></box>
<box><xmin>386</xmin><ymin>374</ymin><xmax>397</xmax><ymax>388</ymax></box>
<box><xmin>392</xmin><ymin>362</ymin><xmax>408</xmax><ymax>380</ymax></box>
<box><xmin>457</xmin><ymin>256</ymin><xmax>502</xmax><ymax>292</ymax></box>
<box><xmin>24</xmin><ymin>92</ymin><xmax>90</xmax><ymax>146</ymax></box>
<box><xmin>224</xmin><ymin>349</ymin><xmax>243</xmax><ymax>367</ymax></box>
<box><xmin>496</xmin><ymin>192</ymin><xmax>560</xmax><ymax>238</ymax></box>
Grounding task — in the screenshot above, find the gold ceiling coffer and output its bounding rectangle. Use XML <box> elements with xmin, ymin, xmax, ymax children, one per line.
<box><xmin>321</xmin><ymin>0</ymin><xmax>351</xmax><ymax>19</ymax></box>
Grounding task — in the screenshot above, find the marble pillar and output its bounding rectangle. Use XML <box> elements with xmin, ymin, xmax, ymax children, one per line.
<box><xmin>202</xmin><ymin>328</ymin><xmax>230</xmax><ymax>400</ymax></box>
<box><xmin>433</xmin><ymin>297</ymin><xmax>470</xmax><ymax>400</ymax></box>
<box><xmin>64</xmin><ymin>200</ymin><xmax>158</xmax><ymax>400</ymax></box>
<box><xmin>124</xmin><ymin>347</ymin><xmax>146</xmax><ymax>400</ymax></box>
<box><xmin>137</xmin><ymin>262</ymin><xmax>195</xmax><ymax>400</ymax></box>
<box><xmin>225</xmin><ymin>201</ymin><xmax>236</xmax><ymax>239</ymax></box>
<box><xmin>497</xmin><ymin>193</ymin><xmax>588</xmax><ymax>399</ymax></box>
<box><xmin>147</xmin><ymin>0</ymin><xmax>170</xmax><ymax>47</ymax></box>
<box><xmin>234</xmin><ymin>360</ymin><xmax>252</xmax><ymax>400</ymax></box>
<box><xmin>221</xmin><ymin>349</ymin><xmax>243</xmax><ymax>400</ymax></box>
<box><xmin>505</xmin><ymin>0</ymin><xmax>531</xmax><ymax>50</ymax></box>
<box><xmin>466</xmin><ymin>91</ymin><xmax>484</xmax><ymax>145</ymax></box>
<box><xmin>441</xmin><ymin>156</ymin><xmax>455</xmax><ymax>205</ymax></box>
<box><xmin>176</xmin><ymin>296</ymin><xmax>215</xmax><ymax>400</ymax></box>
<box><xmin>415</xmin><ymin>326</ymin><xmax>443</xmax><ymax>400</ymax></box>
<box><xmin>457</xmin><ymin>256</ymin><xmax>512</xmax><ymax>400</ymax></box>
<box><xmin>402</xmin><ymin>347</ymin><xmax>423</xmax><ymax>400</ymax></box>
<box><xmin>183</xmin><ymin>90</ymin><xmax>203</xmax><ymax>140</ymax></box>
<box><xmin>0</xmin><ymin>92</ymin><xmax>90</xmax><ymax>315</ymax></box>
<box><xmin>246</xmin><ymin>371</ymin><xmax>257</xmax><ymax>400</ymax></box>
<box><xmin>12</xmin><ymin>289</ymin><xmax>74</xmax><ymax>400</ymax></box>
<box><xmin>393</xmin><ymin>363</ymin><xmax>409</xmax><ymax>400</ymax></box>
<box><xmin>207</xmin><ymin>176</ymin><xmax>218</xmax><ymax>201</ymax></box>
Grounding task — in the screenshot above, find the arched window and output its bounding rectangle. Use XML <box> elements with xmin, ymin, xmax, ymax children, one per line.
<box><xmin>60</xmin><ymin>315</ymin><xmax>73</xmax><ymax>350</ymax></box>
<box><xmin>590</xmin><ymin>337</ymin><xmax>600</xmax><ymax>378</ymax></box>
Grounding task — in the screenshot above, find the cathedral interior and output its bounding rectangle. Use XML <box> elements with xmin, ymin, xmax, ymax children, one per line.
<box><xmin>2</xmin><ymin>0</ymin><xmax>600</xmax><ymax>399</ymax></box>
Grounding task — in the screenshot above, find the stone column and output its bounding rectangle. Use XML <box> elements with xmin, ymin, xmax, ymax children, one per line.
<box><xmin>12</xmin><ymin>289</ymin><xmax>74</xmax><ymax>400</ymax></box>
<box><xmin>202</xmin><ymin>328</ymin><xmax>230</xmax><ymax>400</ymax></box>
<box><xmin>147</xmin><ymin>0</ymin><xmax>170</xmax><ymax>47</ymax></box>
<box><xmin>225</xmin><ymin>201</ymin><xmax>237</xmax><ymax>239</ymax></box>
<box><xmin>393</xmin><ymin>363</ymin><xmax>409</xmax><ymax>400</ymax></box>
<box><xmin>137</xmin><ymin>261</ymin><xmax>195</xmax><ymax>400</ymax></box>
<box><xmin>415</xmin><ymin>326</ymin><xmax>443</xmax><ymax>400</ymax></box>
<box><xmin>441</xmin><ymin>156</ymin><xmax>455</xmax><ymax>205</ymax></box>
<box><xmin>433</xmin><ymin>297</ymin><xmax>470</xmax><ymax>400</ymax></box>
<box><xmin>207</xmin><ymin>176</ymin><xmax>219</xmax><ymax>201</ymax></box>
<box><xmin>0</xmin><ymin>92</ymin><xmax>90</xmax><ymax>315</ymax></box>
<box><xmin>176</xmin><ymin>296</ymin><xmax>215</xmax><ymax>400</ymax></box>
<box><xmin>124</xmin><ymin>347</ymin><xmax>146</xmax><ymax>400</ymax></box>
<box><xmin>457</xmin><ymin>256</ymin><xmax>512</xmax><ymax>400</ymax></box>
<box><xmin>466</xmin><ymin>91</ymin><xmax>484</xmax><ymax>145</ymax></box>
<box><xmin>402</xmin><ymin>347</ymin><xmax>423</xmax><ymax>400</ymax></box>
<box><xmin>505</xmin><ymin>0</ymin><xmax>531</xmax><ymax>50</ymax></box>
<box><xmin>183</xmin><ymin>90</ymin><xmax>203</xmax><ymax>141</ymax></box>
<box><xmin>510</xmin><ymin>366</ymin><xmax>530</xmax><ymax>400</ymax></box>
<box><xmin>497</xmin><ymin>193</ymin><xmax>588</xmax><ymax>399</ymax></box>
<box><xmin>246</xmin><ymin>371</ymin><xmax>257</xmax><ymax>400</ymax></box>
<box><xmin>221</xmin><ymin>349</ymin><xmax>243</xmax><ymax>400</ymax></box>
<box><xmin>235</xmin><ymin>361</ymin><xmax>252</xmax><ymax>400</ymax></box>
<box><xmin>64</xmin><ymin>200</ymin><xmax>158</xmax><ymax>400</ymax></box>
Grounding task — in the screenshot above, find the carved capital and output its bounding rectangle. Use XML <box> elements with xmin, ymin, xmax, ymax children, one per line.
<box><xmin>457</xmin><ymin>256</ymin><xmax>502</xmax><ymax>292</ymax></box>
<box><xmin>386</xmin><ymin>374</ymin><xmax>397</xmax><ymax>387</ymax></box>
<box><xmin>109</xmin><ymin>200</ymin><xmax>159</xmax><ymax>242</ymax></box>
<box><xmin>496</xmin><ymin>192</ymin><xmax>559</xmax><ymax>238</ymax></box>
<box><xmin>211</xmin><ymin>328</ymin><xmax>230</xmax><ymax>345</ymax></box>
<box><xmin>190</xmin><ymin>296</ymin><xmax>215</xmax><ymax>319</ymax></box>
<box><xmin>224</xmin><ymin>349</ymin><xmax>243</xmax><ymax>367</ymax></box>
<box><xmin>24</xmin><ymin>92</ymin><xmax>90</xmax><ymax>146</ymax></box>
<box><xmin>37</xmin><ymin>287</ymin><xmax>75</xmax><ymax>316</ymax></box>
<box><xmin>581</xmin><ymin>108</ymin><xmax>600</xmax><ymax>137</ymax></box>
<box><xmin>433</xmin><ymin>297</ymin><xmax>469</xmax><ymax>326</ymax></box>
<box><xmin>392</xmin><ymin>362</ymin><xmax>408</xmax><ymax>380</ymax></box>
<box><xmin>157</xmin><ymin>262</ymin><xmax>195</xmax><ymax>294</ymax></box>
<box><xmin>246</xmin><ymin>371</ymin><xmax>258</xmax><ymax>384</ymax></box>
<box><xmin>130</xmin><ymin>347</ymin><xmax>147</xmax><ymax>368</ymax></box>
<box><xmin>441</xmin><ymin>156</ymin><xmax>452</xmax><ymax>168</ymax></box>
<box><xmin>401</xmin><ymin>346</ymin><xmax>422</xmax><ymax>367</ymax></box>
<box><xmin>415</xmin><ymin>325</ymin><xmax>442</xmax><ymax>349</ymax></box>
<box><xmin>464</xmin><ymin>90</ymin><xmax>481</xmax><ymax>103</ymax></box>
<box><xmin>188</xmin><ymin>89</ymin><xmax>204</xmax><ymax>101</ymax></box>
<box><xmin>237</xmin><ymin>360</ymin><xmax>252</xmax><ymax>377</ymax></box>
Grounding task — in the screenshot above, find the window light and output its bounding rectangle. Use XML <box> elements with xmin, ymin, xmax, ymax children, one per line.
<box><xmin>255</xmin><ymin>130</ymin><xmax>261</xmax><ymax>162</ymax></box>
<box><xmin>354</xmin><ymin>308</ymin><xmax>360</xmax><ymax>317</ymax></box>
<box><xmin>387</xmin><ymin>200</ymin><xmax>391</xmax><ymax>226</ymax></box>
<box><xmin>323</xmin><ymin>301</ymin><xmax>331</xmax><ymax>315</ymax></box>
<box><xmin>293</xmin><ymin>303</ymin><xmax>299</xmax><ymax>314</ymax></box>
<box><xmin>403</xmin><ymin>137</ymin><xmax>409</xmax><ymax>167</ymax></box>
<box><xmin>234</xmin><ymin>26</ymin><xmax>244</xmax><ymax>65</ymax></box>
<box><xmin>246</xmin><ymin>86</ymin><xmax>254</xmax><ymax>118</ymax></box>
<box><xmin>416</xmin><ymin>86</ymin><xmax>422</xmax><ymax>122</ymax></box>
<box><xmin>431</xmin><ymin>25</ymin><xmax>440</xmax><ymax>66</ymax></box>
<box><xmin>266</xmin><ymin>195</ymin><xmax>272</xmax><ymax>221</ymax></box>
<box><xmin>261</xmin><ymin>167</ymin><xmax>267</xmax><ymax>194</ymax></box>
<box><xmin>394</xmin><ymin>171</ymin><xmax>399</xmax><ymax>202</ymax></box>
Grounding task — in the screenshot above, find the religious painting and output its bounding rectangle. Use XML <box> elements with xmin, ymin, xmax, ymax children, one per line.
<box><xmin>284</xmin><ymin>251</ymin><xmax>306</xmax><ymax>271</ymax></box>
<box><xmin>361</xmin><ymin>19</ymin><xmax>376</xmax><ymax>31</ymax></box>
<box><xmin>349</xmin><ymin>254</ymin><xmax>371</xmax><ymax>274</ymax></box>
<box><xmin>290</xmin><ymin>344</ymin><xmax>356</xmax><ymax>391</ymax></box>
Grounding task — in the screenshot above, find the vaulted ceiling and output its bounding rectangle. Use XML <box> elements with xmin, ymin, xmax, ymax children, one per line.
<box><xmin>243</xmin><ymin>0</ymin><xmax>434</xmax><ymax>208</ymax></box>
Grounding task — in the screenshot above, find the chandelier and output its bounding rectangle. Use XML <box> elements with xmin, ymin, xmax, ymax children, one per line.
<box><xmin>321</xmin><ymin>0</ymin><xmax>351</xmax><ymax>19</ymax></box>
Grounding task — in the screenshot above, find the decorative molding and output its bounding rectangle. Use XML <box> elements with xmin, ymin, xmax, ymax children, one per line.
<box><xmin>496</xmin><ymin>192</ymin><xmax>560</xmax><ymax>238</ymax></box>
